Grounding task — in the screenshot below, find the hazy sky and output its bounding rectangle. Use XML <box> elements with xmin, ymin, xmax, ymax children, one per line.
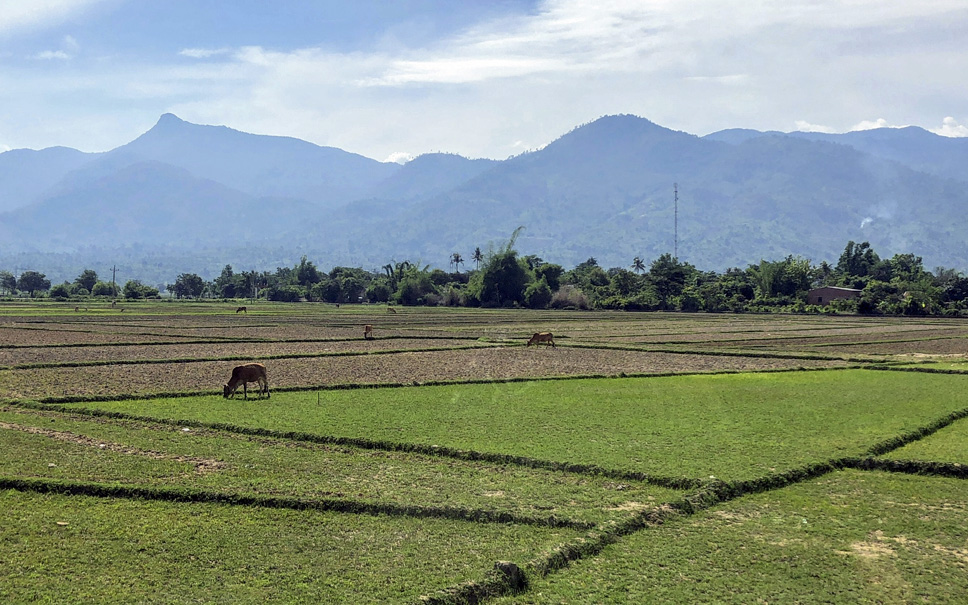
<box><xmin>2</xmin><ymin>0</ymin><xmax>966</xmax><ymax>162</ymax></box>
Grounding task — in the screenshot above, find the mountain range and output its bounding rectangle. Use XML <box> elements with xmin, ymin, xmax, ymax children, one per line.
<box><xmin>2</xmin><ymin>113</ymin><xmax>967</xmax><ymax>284</ymax></box>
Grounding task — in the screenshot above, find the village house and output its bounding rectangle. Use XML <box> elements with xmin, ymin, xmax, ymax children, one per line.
<box><xmin>807</xmin><ymin>286</ymin><xmax>863</xmax><ymax>306</ymax></box>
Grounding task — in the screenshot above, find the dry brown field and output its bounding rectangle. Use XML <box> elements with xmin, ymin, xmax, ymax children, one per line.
<box><xmin>3</xmin><ymin>302</ymin><xmax>967</xmax><ymax>399</ymax></box>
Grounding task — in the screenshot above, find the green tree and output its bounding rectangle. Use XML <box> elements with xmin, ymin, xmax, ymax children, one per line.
<box><xmin>472</xmin><ymin>247</ymin><xmax>483</xmax><ymax>271</ymax></box>
<box><xmin>172</xmin><ymin>273</ymin><xmax>205</xmax><ymax>299</ymax></box>
<box><xmin>16</xmin><ymin>271</ymin><xmax>50</xmax><ymax>296</ymax></box>
<box><xmin>450</xmin><ymin>252</ymin><xmax>464</xmax><ymax>275</ymax></box>
<box><xmin>74</xmin><ymin>269</ymin><xmax>98</xmax><ymax>293</ymax></box>
<box><xmin>91</xmin><ymin>281</ymin><xmax>115</xmax><ymax>297</ymax></box>
<box><xmin>50</xmin><ymin>282</ymin><xmax>72</xmax><ymax>298</ymax></box>
<box><xmin>835</xmin><ymin>241</ymin><xmax>880</xmax><ymax>283</ymax></box>
<box><xmin>123</xmin><ymin>280</ymin><xmax>158</xmax><ymax>299</ymax></box>
<box><xmin>468</xmin><ymin>228</ymin><xmax>530</xmax><ymax>307</ymax></box>
<box><xmin>524</xmin><ymin>277</ymin><xmax>553</xmax><ymax>309</ymax></box>
<box><xmin>631</xmin><ymin>256</ymin><xmax>646</xmax><ymax>274</ymax></box>
<box><xmin>648</xmin><ymin>254</ymin><xmax>693</xmax><ymax>305</ymax></box>
<box><xmin>534</xmin><ymin>263</ymin><xmax>563</xmax><ymax>291</ymax></box>
<box><xmin>215</xmin><ymin>265</ymin><xmax>238</xmax><ymax>298</ymax></box>
<box><xmin>0</xmin><ymin>271</ymin><xmax>16</xmax><ymax>295</ymax></box>
<box><xmin>294</xmin><ymin>256</ymin><xmax>322</xmax><ymax>287</ymax></box>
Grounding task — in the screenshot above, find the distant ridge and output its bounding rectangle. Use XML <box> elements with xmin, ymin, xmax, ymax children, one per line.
<box><xmin>2</xmin><ymin>113</ymin><xmax>968</xmax><ymax>282</ymax></box>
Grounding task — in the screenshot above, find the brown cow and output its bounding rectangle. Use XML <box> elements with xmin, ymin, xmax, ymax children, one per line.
<box><xmin>526</xmin><ymin>332</ymin><xmax>556</xmax><ymax>348</ymax></box>
<box><xmin>236</xmin><ymin>306</ymin><xmax>247</xmax><ymax>314</ymax></box>
<box><xmin>223</xmin><ymin>363</ymin><xmax>269</xmax><ymax>399</ymax></box>
<box><xmin>364</xmin><ymin>324</ymin><xmax>374</xmax><ymax>340</ymax></box>
<box><xmin>387</xmin><ymin>306</ymin><xmax>397</xmax><ymax>314</ymax></box>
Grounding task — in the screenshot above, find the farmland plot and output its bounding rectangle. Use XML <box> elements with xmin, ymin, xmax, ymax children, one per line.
<box><xmin>1</xmin><ymin>303</ymin><xmax>966</xmax><ymax>603</ymax></box>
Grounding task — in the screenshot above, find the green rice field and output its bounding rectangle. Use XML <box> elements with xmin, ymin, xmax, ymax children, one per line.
<box><xmin>1</xmin><ymin>301</ymin><xmax>966</xmax><ymax>602</ymax></box>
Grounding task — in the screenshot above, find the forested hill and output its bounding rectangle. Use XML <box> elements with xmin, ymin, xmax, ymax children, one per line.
<box><xmin>1</xmin><ymin>113</ymin><xmax>967</xmax><ymax>282</ymax></box>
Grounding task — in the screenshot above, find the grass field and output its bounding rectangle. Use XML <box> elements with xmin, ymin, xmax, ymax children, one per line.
<box><xmin>1</xmin><ymin>301</ymin><xmax>967</xmax><ymax>603</ymax></box>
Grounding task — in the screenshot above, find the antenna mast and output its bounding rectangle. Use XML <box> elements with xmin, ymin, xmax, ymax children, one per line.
<box><xmin>673</xmin><ymin>183</ymin><xmax>678</xmax><ymax>260</ymax></box>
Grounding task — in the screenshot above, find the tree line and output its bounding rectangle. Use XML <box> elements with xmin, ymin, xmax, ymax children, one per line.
<box><xmin>4</xmin><ymin>240</ymin><xmax>968</xmax><ymax>316</ymax></box>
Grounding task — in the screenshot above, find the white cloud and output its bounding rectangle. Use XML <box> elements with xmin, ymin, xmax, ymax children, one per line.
<box><xmin>931</xmin><ymin>116</ymin><xmax>968</xmax><ymax>138</ymax></box>
<box><xmin>0</xmin><ymin>0</ymin><xmax>108</xmax><ymax>35</ymax></box>
<box><xmin>4</xmin><ymin>0</ymin><xmax>968</xmax><ymax>160</ymax></box>
<box><xmin>384</xmin><ymin>151</ymin><xmax>413</xmax><ymax>164</ymax></box>
<box><xmin>794</xmin><ymin>120</ymin><xmax>837</xmax><ymax>134</ymax></box>
<box><xmin>179</xmin><ymin>48</ymin><xmax>231</xmax><ymax>59</ymax></box>
<box><xmin>34</xmin><ymin>50</ymin><xmax>71</xmax><ymax>60</ymax></box>
<box><xmin>850</xmin><ymin>118</ymin><xmax>904</xmax><ymax>131</ymax></box>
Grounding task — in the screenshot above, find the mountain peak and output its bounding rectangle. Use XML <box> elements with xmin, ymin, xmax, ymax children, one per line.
<box><xmin>156</xmin><ymin>113</ymin><xmax>187</xmax><ymax>127</ymax></box>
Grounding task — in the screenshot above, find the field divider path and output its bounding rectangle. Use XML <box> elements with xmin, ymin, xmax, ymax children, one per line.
<box><xmin>2</xmin><ymin>342</ymin><xmax>504</xmax><ymax>371</ymax></box>
<box><xmin>864</xmin><ymin>364</ymin><xmax>968</xmax><ymax>376</ymax></box>
<box><xmin>0</xmin><ymin>476</ymin><xmax>595</xmax><ymax>530</ymax></box>
<box><xmin>420</xmin><ymin>403</ymin><xmax>968</xmax><ymax>604</ymax></box>
<box><xmin>0</xmin><ymin>334</ymin><xmax>478</xmax><ymax>351</ymax></box>
<box><xmin>562</xmin><ymin>342</ymin><xmax>877</xmax><ymax>364</ymax></box>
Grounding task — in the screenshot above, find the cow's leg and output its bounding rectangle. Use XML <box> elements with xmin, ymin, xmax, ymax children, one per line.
<box><xmin>243</xmin><ymin>383</ymin><xmax>248</xmax><ymax>399</ymax></box>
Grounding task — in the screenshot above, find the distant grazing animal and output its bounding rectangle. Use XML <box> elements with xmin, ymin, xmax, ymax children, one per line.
<box><xmin>364</xmin><ymin>324</ymin><xmax>374</xmax><ymax>340</ymax></box>
<box><xmin>74</xmin><ymin>306</ymin><xmax>79</xmax><ymax>312</ymax></box>
<box><xmin>111</xmin><ymin>300</ymin><xmax>117</xmax><ymax>307</ymax></box>
<box><xmin>526</xmin><ymin>332</ymin><xmax>556</xmax><ymax>348</ymax></box>
<box><xmin>236</xmin><ymin>306</ymin><xmax>247</xmax><ymax>314</ymax></box>
<box><xmin>223</xmin><ymin>363</ymin><xmax>269</xmax><ymax>399</ymax></box>
<box><xmin>387</xmin><ymin>306</ymin><xmax>397</xmax><ymax>314</ymax></box>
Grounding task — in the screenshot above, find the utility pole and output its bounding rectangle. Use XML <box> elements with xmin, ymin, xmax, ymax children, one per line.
<box><xmin>673</xmin><ymin>183</ymin><xmax>679</xmax><ymax>261</ymax></box>
<box><xmin>111</xmin><ymin>265</ymin><xmax>118</xmax><ymax>298</ymax></box>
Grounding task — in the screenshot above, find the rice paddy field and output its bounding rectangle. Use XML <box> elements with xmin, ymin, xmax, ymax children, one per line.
<box><xmin>1</xmin><ymin>300</ymin><xmax>966</xmax><ymax>603</ymax></box>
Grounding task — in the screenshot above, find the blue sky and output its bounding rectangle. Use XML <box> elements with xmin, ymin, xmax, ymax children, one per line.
<box><xmin>2</xmin><ymin>0</ymin><xmax>966</xmax><ymax>161</ymax></box>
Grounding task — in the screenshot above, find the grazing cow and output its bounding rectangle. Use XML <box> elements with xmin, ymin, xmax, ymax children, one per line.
<box><xmin>526</xmin><ymin>332</ymin><xmax>556</xmax><ymax>348</ymax></box>
<box><xmin>364</xmin><ymin>324</ymin><xmax>374</xmax><ymax>340</ymax></box>
<box><xmin>387</xmin><ymin>306</ymin><xmax>397</xmax><ymax>314</ymax></box>
<box><xmin>74</xmin><ymin>306</ymin><xmax>79</xmax><ymax>312</ymax></box>
<box><xmin>223</xmin><ymin>363</ymin><xmax>269</xmax><ymax>399</ymax></box>
<box><xmin>236</xmin><ymin>306</ymin><xmax>247</xmax><ymax>314</ymax></box>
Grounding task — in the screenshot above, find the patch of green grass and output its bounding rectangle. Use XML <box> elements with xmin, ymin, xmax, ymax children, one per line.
<box><xmin>63</xmin><ymin>370</ymin><xmax>968</xmax><ymax>481</ymax></box>
<box><xmin>0</xmin><ymin>489</ymin><xmax>580</xmax><ymax>603</ymax></box>
<box><xmin>491</xmin><ymin>470</ymin><xmax>968</xmax><ymax>604</ymax></box>
<box><xmin>881</xmin><ymin>417</ymin><xmax>968</xmax><ymax>465</ymax></box>
<box><xmin>0</xmin><ymin>429</ymin><xmax>194</xmax><ymax>481</ymax></box>
<box><xmin>0</xmin><ymin>410</ymin><xmax>680</xmax><ymax>524</ymax></box>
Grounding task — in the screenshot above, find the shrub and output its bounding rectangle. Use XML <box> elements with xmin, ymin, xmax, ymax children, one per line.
<box><xmin>550</xmin><ymin>285</ymin><xmax>590</xmax><ymax>310</ymax></box>
<box><xmin>524</xmin><ymin>278</ymin><xmax>553</xmax><ymax>309</ymax></box>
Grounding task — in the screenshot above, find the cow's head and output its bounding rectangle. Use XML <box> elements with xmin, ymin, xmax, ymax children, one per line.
<box><xmin>223</xmin><ymin>384</ymin><xmax>233</xmax><ymax>398</ymax></box>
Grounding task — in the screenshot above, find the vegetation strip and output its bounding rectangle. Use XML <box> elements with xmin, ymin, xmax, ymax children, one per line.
<box><xmin>863</xmin><ymin>405</ymin><xmax>968</xmax><ymax>456</ymax></box>
<box><xmin>848</xmin><ymin>458</ymin><xmax>968</xmax><ymax>479</ymax></box>
<box><xmin>865</xmin><ymin>365</ymin><xmax>968</xmax><ymax>376</ymax></box>
<box><xmin>0</xmin><ymin>476</ymin><xmax>594</xmax><ymax>530</ymax></box>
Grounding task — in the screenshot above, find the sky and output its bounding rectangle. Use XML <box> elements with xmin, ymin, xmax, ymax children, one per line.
<box><xmin>1</xmin><ymin>0</ymin><xmax>967</xmax><ymax>162</ymax></box>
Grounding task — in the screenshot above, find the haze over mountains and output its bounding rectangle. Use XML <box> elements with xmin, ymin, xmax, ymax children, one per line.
<box><xmin>2</xmin><ymin>113</ymin><xmax>967</xmax><ymax>283</ymax></box>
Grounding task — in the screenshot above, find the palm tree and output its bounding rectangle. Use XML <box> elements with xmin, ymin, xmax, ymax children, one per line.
<box><xmin>631</xmin><ymin>256</ymin><xmax>646</xmax><ymax>274</ymax></box>
<box><xmin>451</xmin><ymin>252</ymin><xmax>464</xmax><ymax>275</ymax></box>
<box><xmin>472</xmin><ymin>247</ymin><xmax>483</xmax><ymax>271</ymax></box>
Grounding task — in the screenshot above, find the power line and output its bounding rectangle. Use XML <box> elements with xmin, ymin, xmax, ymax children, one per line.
<box><xmin>673</xmin><ymin>183</ymin><xmax>679</xmax><ymax>261</ymax></box>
